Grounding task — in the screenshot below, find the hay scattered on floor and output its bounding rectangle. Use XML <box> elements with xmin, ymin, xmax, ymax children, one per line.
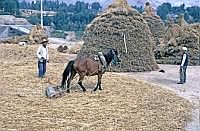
<box><xmin>0</xmin><ymin>44</ymin><xmax>192</xmax><ymax>130</ymax></box>
<box><xmin>0</xmin><ymin>44</ymin><xmax>70</xmax><ymax>64</ymax></box>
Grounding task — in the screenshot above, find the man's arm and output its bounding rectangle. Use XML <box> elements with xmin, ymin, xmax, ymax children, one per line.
<box><xmin>37</xmin><ymin>46</ymin><xmax>42</xmax><ymax>59</ymax></box>
<box><xmin>46</xmin><ymin>48</ymin><xmax>49</xmax><ymax>62</ymax></box>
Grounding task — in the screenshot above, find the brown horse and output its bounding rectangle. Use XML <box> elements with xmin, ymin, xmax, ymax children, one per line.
<box><xmin>60</xmin><ymin>48</ymin><xmax>121</xmax><ymax>93</ymax></box>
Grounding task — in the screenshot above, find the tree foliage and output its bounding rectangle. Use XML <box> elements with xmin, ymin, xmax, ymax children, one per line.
<box><xmin>132</xmin><ymin>5</ymin><xmax>143</xmax><ymax>14</ymax></box>
<box><xmin>157</xmin><ymin>3</ymin><xmax>200</xmax><ymax>23</ymax></box>
<box><xmin>19</xmin><ymin>1</ymin><xmax>101</xmax><ymax>37</ymax></box>
<box><xmin>0</xmin><ymin>0</ymin><xmax>19</xmax><ymax>16</ymax></box>
<box><xmin>186</xmin><ymin>6</ymin><xmax>200</xmax><ymax>22</ymax></box>
<box><xmin>157</xmin><ymin>3</ymin><xmax>172</xmax><ymax>20</ymax></box>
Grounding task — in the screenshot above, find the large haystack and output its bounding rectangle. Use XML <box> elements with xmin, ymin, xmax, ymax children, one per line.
<box><xmin>143</xmin><ymin>16</ymin><xmax>165</xmax><ymax>46</ymax></box>
<box><xmin>155</xmin><ymin>22</ymin><xmax>200</xmax><ymax>65</ymax></box>
<box><xmin>142</xmin><ymin>2</ymin><xmax>165</xmax><ymax>46</ymax></box>
<box><xmin>79</xmin><ymin>0</ymin><xmax>158</xmax><ymax>72</ymax></box>
<box><xmin>28</xmin><ymin>25</ymin><xmax>48</xmax><ymax>44</ymax></box>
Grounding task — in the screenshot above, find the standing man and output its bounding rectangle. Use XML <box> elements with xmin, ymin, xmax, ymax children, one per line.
<box><xmin>37</xmin><ymin>38</ymin><xmax>49</xmax><ymax>78</ymax></box>
<box><xmin>177</xmin><ymin>47</ymin><xmax>189</xmax><ymax>84</ymax></box>
<box><xmin>144</xmin><ymin>2</ymin><xmax>155</xmax><ymax>17</ymax></box>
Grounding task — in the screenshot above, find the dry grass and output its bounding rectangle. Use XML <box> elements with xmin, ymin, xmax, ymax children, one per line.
<box><xmin>0</xmin><ymin>44</ymin><xmax>191</xmax><ymax>130</ymax></box>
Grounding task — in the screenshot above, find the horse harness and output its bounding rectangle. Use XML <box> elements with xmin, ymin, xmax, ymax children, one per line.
<box><xmin>94</xmin><ymin>52</ymin><xmax>107</xmax><ymax>73</ymax></box>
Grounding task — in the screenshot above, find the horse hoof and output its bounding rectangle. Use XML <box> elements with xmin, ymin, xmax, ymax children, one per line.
<box><xmin>91</xmin><ymin>90</ymin><xmax>95</xmax><ymax>93</ymax></box>
<box><xmin>66</xmin><ymin>90</ymin><xmax>70</xmax><ymax>93</ymax></box>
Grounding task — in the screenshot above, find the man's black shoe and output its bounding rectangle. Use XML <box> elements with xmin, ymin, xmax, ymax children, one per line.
<box><xmin>177</xmin><ymin>82</ymin><xmax>183</xmax><ymax>84</ymax></box>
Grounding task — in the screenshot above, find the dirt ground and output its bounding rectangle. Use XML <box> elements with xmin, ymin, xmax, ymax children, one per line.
<box><xmin>116</xmin><ymin>64</ymin><xmax>200</xmax><ymax>130</ymax></box>
<box><xmin>0</xmin><ymin>44</ymin><xmax>192</xmax><ymax>130</ymax></box>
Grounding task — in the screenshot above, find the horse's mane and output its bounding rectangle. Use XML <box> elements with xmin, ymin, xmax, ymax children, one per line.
<box><xmin>103</xmin><ymin>49</ymin><xmax>114</xmax><ymax>65</ymax></box>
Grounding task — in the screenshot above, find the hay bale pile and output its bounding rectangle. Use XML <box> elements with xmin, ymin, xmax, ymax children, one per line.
<box><xmin>142</xmin><ymin>2</ymin><xmax>165</xmax><ymax>46</ymax></box>
<box><xmin>29</xmin><ymin>25</ymin><xmax>48</xmax><ymax>44</ymax></box>
<box><xmin>0</xmin><ymin>35</ymin><xmax>29</xmax><ymax>45</ymax></box>
<box><xmin>3</xmin><ymin>25</ymin><xmax>49</xmax><ymax>45</ymax></box>
<box><xmin>57</xmin><ymin>45</ymin><xmax>68</xmax><ymax>53</ymax></box>
<box><xmin>0</xmin><ymin>44</ymin><xmax>69</xmax><ymax>63</ymax></box>
<box><xmin>178</xmin><ymin>14</ymin><xmax>188</xmax><ymax>27</ymax></box>
<box><xmin>79</xmin><ymin>0</ymin><xmax>158</xmax><ymax>72</ymax></box>
<box><xmin>155</xmin><ymin>23</ymin><xmax>200</xmax><ymax>65</ymax></box>
<box><xmin>190</xmin><ymin>23</ymin><xmax>200</xmax><ymax>37</ymax></box>
<box><xmin>143</xmin><ymin>16</ymin><xmax>165</xmax><ymax>46</ymax></box>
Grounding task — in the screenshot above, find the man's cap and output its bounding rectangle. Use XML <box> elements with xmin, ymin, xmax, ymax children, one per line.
<box><xmin>182</xmin><ymin>47</ymin><xmax>187</xmax><ymax>51</ymax></box>
<box><xmin>41</xmin><ymin>38</ymin><xmax>48</xmax><ymax>44</ymax></box>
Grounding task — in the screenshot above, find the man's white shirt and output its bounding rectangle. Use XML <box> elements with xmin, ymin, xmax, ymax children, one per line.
<box><xmin>181</xmin><ymin>54</ymin><xmax>186</xmax><ymax>66</ymax></box>
<box><xmin>37</xmin><ymin>45</ymin><xmax>49</xmax><ymax>60</ymax></box>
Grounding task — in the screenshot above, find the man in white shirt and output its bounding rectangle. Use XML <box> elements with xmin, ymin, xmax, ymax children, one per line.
<box><xmin>37</xmin><ymin>38</ymin><xmax>49</xmax><ymax>78</ymax></box>
<box><xmin>177</xmin><ymin>47</ymin><xmax>189</xmax><ymax>84</ymax></box>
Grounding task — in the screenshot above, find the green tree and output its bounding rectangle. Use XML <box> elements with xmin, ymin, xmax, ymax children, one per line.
<box><xmin>157</xmin><ymin>3</ymin><xmax>172</xmax><ymax>20</ymax></box>
<box><xmin>18</xmin><ymin>1</ymin><xmax>101</xmax><ymax>38</ymax></box>
<box><xmin>19</xmin><ymin>0</ymin><xmax>29</xmax><ymax>9</ymax></box>
<box><xmin>91</xmin><ymin>2</ymin><xmax>101</xmax><ymax>11</ymax></box>
<box><xmin>0</xmin><ymin>0</ymin><xmax>19</xmax><ymax>16</ymax></box>
<box><xmin>187</xmin><ymin>6</ymin><xmax>200</xmax><ymax>22</ymax></box>
<box><xmin>132</xmin><ymin>5</ymin><xmax>143</xmax><ymax>14</ymax></box>
<box><xmin>27</xmin><ymin>14</ymin><xmax>40</xmax><ymax>25</ymax></box>
<box><xmin>75</xmin><ymin>1</ymin><xmax>88</xmax><ymax>13</ymax></box>
<box><xmin>171</xmin><ymin>4</ymin><xmax>185</xmax><ymax>15</ymax></box>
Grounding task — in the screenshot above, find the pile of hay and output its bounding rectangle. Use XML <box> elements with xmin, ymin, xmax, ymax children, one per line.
<box><xmin>143</xmin><ymin>16</ymin><xmax>165</xmax><ymax>46</ymax></box>
<box><xmin>28</xmin><ymin>25</ymin><xmax>48</xmax><ymax>44</ymax></box>
<box><xmin>1</xmin><ymin>25</ymin><xmax>48</xmax><ymax>45</ymax></box>
<box><xmin>142</xmin><ymin>2</ymin><xmax>165</xmax><ymax>46</ymax></box>
<box><xmin>178</xmin><ymin>14</ymin><xmax>188</xmax><ymax>27</ymax></box>
<box><xmin>79</xmin><ymin>0</ymin><xmax>158</xmax><ymax>72</ymax></box>
<box><xmin>57</xmin><ymin>45</ymin><xmax>68</xmax><ymax>53</ymax></box>
<box><xmin>0</xmin><ymin>43</ymin><xmax>192</xmax><ymax>130</ymax></box>
<box><xmin>56</xmin><ymin>41</ymin><xmax>83</xmax><ymax>54</ymax></box>
<box><xmin>190</xmin><ymin>23</ymin><xmax>200</xmax><ymax>36</ymax></box>
<box><xmin>0</xmin><ymin>44</ymin><xmax>70</xmax><ymax>64</ymax></box>
<box><xmin>0</xmin><ymin>35</ymin><xmax>29</xmax><ymax>45</ymax></box>
<box><xmin>155</xmin><ymin>21</ymin><xmax>200</xmax><ymax>65</ymax></box>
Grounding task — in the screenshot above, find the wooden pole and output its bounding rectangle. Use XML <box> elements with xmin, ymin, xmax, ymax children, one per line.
<box><xmin>123</xmin><ymin>33</ymin><xmax>128</xmax><ymax>53</ymax></box>
<box><xmin>41</xmin><ymin>0</ymin><xmax>43</xmax><ymax>28</ymax></box>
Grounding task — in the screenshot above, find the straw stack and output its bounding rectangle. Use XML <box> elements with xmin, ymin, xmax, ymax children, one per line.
<box><xmin>78</xmin><ymin>0</ymin><xmax>159</xmax><ymax>72</ymax></box>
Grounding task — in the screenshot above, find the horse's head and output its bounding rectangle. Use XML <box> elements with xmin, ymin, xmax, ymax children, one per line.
<box><xmin>110</xmin><ymin>48</ymin><xmax>121</xmax><ymax>65</ymax></box>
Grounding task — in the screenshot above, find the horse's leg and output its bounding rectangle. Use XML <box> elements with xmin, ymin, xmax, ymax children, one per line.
<box><xmin>93</xmin><ymin>74</ymin><xmax>102</xmax><ymax>91</ymax></box>
<box><xmin>66</xmin><ymin>70</ymin><xmax>77</xmax><ymax>93</ymax></box>
<box><xmin>78</xmin><ymin>75</ymin><xmax>86</xmax><ymax>92</ymax></box>
<box><xmin>98</xmin><ymin>74</ymin><xmax>103</xmax><ymax>90</ymax></box>
<box><xmin>61</xmin><ymin>79</ymin><xmax>66</xmax><ymax>90</ymax></box>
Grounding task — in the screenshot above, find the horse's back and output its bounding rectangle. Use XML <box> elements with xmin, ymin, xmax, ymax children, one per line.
<box><xmin>74</xmin><ymin>57</ymin><xmax>99</xmax><ymax>76</ymax></box>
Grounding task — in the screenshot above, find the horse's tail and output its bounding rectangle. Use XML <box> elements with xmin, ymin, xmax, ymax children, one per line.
<box><xmin>61</xmin><ymin>60</ymin><xmax>76</xmax><ymax>89</ymax></box>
